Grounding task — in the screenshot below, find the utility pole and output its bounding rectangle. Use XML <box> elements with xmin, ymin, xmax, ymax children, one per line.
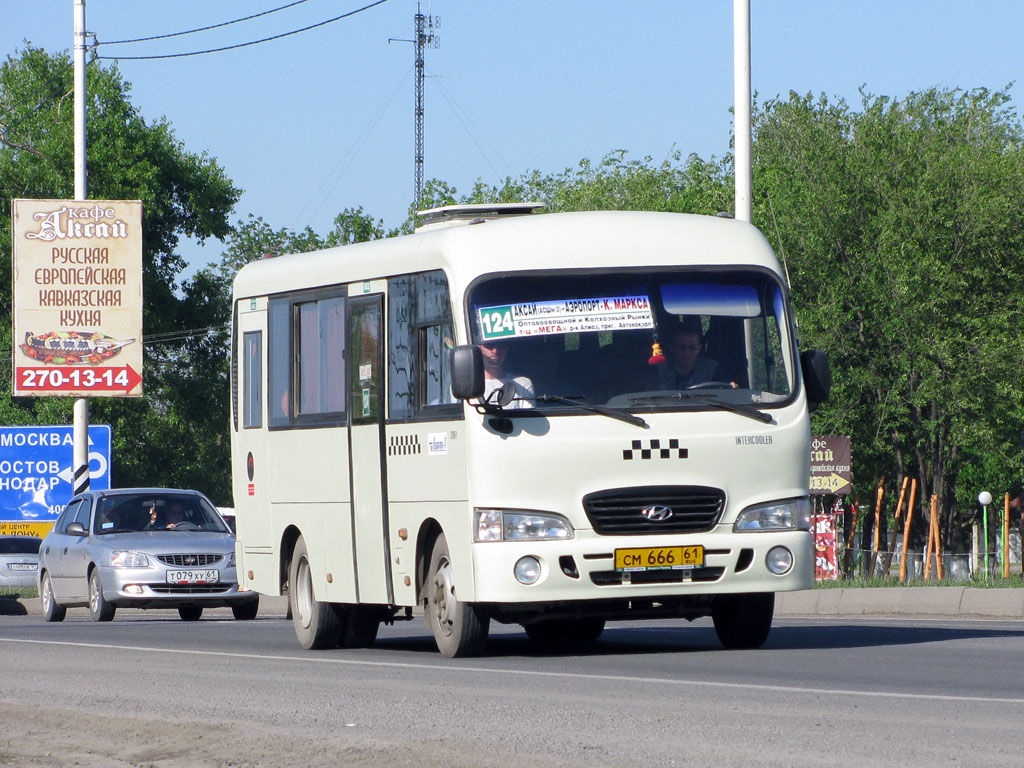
<box><xmin>733</xmin><ymin>0</ymin><xmax>751</xmax><ymax>223</ymax></box>
<box><xmin>73</xmin><ymin>0</ymin><xmax>90</xmax><ymax>495</ymax></box>
<box><xmin>391</xmin><ymin>3</ymin><xmax>438</xmax><ymax>211</ymax></box>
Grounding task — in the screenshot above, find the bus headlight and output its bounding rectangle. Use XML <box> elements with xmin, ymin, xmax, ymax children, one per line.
<box><xmin>734</xmin><ymin>498</ymin><xmax>811</xmax><ymax>532</ymax></box>
<box><xmin>475</xmin><ymin>509</ymin><xmax>574</xmax><ymax>542</ymax></box>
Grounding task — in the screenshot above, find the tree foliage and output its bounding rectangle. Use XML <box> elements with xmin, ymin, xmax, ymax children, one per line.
<box><xmin>1</xmin><ymin>46</ymin><xmax>240</xmax><ymax>502</ymax></box>
<box><xmin>752</xmin><ymin>87</ymin><xmax>1024</xmax><ymax>546</ymax></box>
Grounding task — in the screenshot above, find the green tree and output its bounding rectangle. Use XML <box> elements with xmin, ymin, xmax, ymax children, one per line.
<box><xmin>1</xmin><ymin>46</ymin><xmax>240</xmax><ymax>502</ymax></box>
<box><xmin>752</xmin><ymin>87</ymin><xmax>1024</xmax><ymax>550</ymax></box>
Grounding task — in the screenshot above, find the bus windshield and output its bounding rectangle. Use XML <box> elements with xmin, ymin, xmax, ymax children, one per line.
<box><xmin>467</xmin><ymin>269</ymin><xmax>795</xmax><ymax>412</ymax></box>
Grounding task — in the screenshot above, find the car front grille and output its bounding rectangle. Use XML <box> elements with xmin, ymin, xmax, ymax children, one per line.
<box><xmin>157</xmin><ymin>554</ymin><xmax>224</xmax><ymax>567</ymax></box>
<box><xmin>582</xmin><ymin>486</ymin><xmax>725</xmax><ymax>535</ymax></box>
<box><xmin>150</xmin><ymin>585</ymin><xmax>232</xmax><ymax>594</ymax></box>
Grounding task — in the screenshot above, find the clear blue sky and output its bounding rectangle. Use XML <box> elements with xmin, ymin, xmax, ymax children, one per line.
<box><xmin>4</xmin><ymin>0</ymin><xmax>1023</xmax><ymax>275</ymax></box>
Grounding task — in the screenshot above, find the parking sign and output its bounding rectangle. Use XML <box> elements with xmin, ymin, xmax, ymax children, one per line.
<box><xmin>0</xmin><ymin>425</ymin><xmax>111</xmax><ymax>537</ymax></box>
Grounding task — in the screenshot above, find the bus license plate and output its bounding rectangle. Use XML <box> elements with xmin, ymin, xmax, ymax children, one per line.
<box><xmin>166</xmin><ymin>569</ymin><xmax>219</xmax><ymax>584</ymax></box>
<box><xmin>615</xmin><ymin>545</ymin><xmax>704</xmax><ymax>572</ymax></box>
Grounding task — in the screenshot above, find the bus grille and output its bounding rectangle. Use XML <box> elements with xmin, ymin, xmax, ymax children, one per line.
<box><xmin>582</xmin><ymin>486</ymin><xmax>725</xmax><ymax>535</ymax></box>
<box><xmin>157</xmin><ymin>554</ymin><xmax>223</xmax><ymax>566</ymax></box>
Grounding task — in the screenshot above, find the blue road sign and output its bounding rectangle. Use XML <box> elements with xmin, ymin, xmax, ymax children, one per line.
<box><xmin>0</xmin><ymin>425</ymin><xmax>111</xmax><ymax>536</ymax></box>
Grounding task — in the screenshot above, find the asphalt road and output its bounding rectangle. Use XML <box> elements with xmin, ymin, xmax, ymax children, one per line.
<box><xmin>0</xmin><ymin>610</ymin><xmax>1021</xmax><ymax>767</ymax></box>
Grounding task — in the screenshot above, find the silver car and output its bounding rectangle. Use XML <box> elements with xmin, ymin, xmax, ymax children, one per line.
<box><xmin>37</xmin><ymin>488</ymin><xmax>258</xmax><ymax>622</ymax></box>
<box><xmin>0</xmin><ymin>536</ymin><xmax>41</xmax><ymax>589</ymax></box>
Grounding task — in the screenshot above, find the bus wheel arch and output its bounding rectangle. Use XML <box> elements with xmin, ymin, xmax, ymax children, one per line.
<box><xmin>415</xmin><ymin>519</ymin><xmax>443</xmax><ymax>604</ymax></box>
<box><xmin>280</xmin><ymin>525</ymin><xmax>302</xmax><ymax>595</ymax></box>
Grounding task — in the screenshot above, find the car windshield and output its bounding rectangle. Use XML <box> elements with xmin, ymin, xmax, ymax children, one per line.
<box><xmin>94</xmin><ymin>494</ymin><xmax>230</xmax><ymax>534</ymax></box>
<box><xmin>467</xmin><ymin>268</ymin><xmax>795</xmax><ymax>413</ymax></box>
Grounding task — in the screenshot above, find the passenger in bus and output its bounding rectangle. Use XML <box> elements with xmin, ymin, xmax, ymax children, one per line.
<box><xmin>658</xmin><ymin>323</ymin><xmax>722</xmax><ymax>389</ymax></box>
<box><xmin>479</xmin><ymin>341</ymin><xmax>534</xmax><ymax>409</ymax></box>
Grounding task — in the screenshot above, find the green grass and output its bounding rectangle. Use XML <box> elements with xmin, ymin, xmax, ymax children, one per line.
<box><xmin>0</xmin><ymin>587</ymin><xmax>37</xmax><ymax>599</ymax></box>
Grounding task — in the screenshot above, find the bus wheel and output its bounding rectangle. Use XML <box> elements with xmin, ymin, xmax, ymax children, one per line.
<box><xmin>712</xmin><ymin>592</ymin><xmax>774</xmax><ymax>649</ymax></box>
<box><xmin>426</xmin><ymin>534</ymin><xmax>488</xmax><ymax>657</ymax></box>
<box><xmin>289</xmin><ymin>535</ymin><xmax>342</xmax><ymax>650</ymax></box>
<box><xmin>339</xmin><ymin>605</ymin><xmax>380</xmax><ymax>648</ymax></box>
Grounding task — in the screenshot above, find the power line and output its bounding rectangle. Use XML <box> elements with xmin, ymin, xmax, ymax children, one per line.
<box><xmin>96</xmin><ymin>0</ymin><xmax>391</xmax><ymax>61</ymax></box>
<box><xmin>101</xmin><ymin>0</ymin><xmax>311</xmax><ymax>46</ymax></box>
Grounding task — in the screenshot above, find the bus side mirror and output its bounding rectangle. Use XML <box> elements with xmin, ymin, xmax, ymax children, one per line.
<box><xmin>800</xmin><ymin>350</ymin><xmax>831</xmax><ymax>409</ymax></box>
<box><xmin>451</xmin><ymin>345</ymin><xmax>485</xmax><ymax>400</ymax></box>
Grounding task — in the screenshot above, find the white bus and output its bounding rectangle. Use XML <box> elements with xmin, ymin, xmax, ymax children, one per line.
<box><xmin>229</xmin><ymin>204</ymin><xmax>830</xmax><ymax>657</ymax></box>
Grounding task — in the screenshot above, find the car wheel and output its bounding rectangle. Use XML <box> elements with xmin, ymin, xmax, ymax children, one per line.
<box><xmin>178</xmin><ymin>606</ymin><xmax>204</xmax><ymax>621</ymax></box>
<box><xmin>712</xmin><ymin>592</ymin><xmax>774</xmax><ymax>649</ymax></box>
<box><xmin>425</xmin><ymin>533</ymin><xmax>488</xmax><ymax>658</ymax></box>
<box><xmin>40</xmin><ymin>571</ymin><xmax>66</xmax><ymax>623</ymax></box>
<box><xmin>289</xmin><ymin>535</ymin><xmax>342</xmax><ymax>649</ymax></box>
<box><xmin>88</xmin><ymin>569</ymin><xmax>115</xmax><ymax>622</ymax></box>
<box><xmin>231</xmin><ymin>598</ymin><xmax>259</xmax><ymax>621</ymax></box>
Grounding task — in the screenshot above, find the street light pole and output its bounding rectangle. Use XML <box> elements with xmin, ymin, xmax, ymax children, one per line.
<box><xmin>978</xmin><ymin>491</ymin><xmax>992</xmax><ymax>583</ymax></box>
<box><xmin>73</xmin><ymin>0</ymin><xmax>90</xmax><ymax>495</ymax></box>
<box><xmin>733</xmin><ymin>0</ymin><xmax>751</xmax><ymax>223</ymax></box>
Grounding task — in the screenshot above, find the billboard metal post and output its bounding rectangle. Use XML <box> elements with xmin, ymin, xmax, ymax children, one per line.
<box><xmin>73</xmin><ymin>0</ymin><xmax>90</xmax><ymax>495</ymax></box>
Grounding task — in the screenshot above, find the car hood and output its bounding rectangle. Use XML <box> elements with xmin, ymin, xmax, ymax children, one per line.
<box><xmin>89</xmin><ymin>531</ymin><xmax>235</xmax><ymax>555</ymax></box>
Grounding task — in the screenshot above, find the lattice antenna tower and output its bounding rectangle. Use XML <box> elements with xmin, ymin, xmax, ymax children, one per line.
<box><xmin>392</xmin><ymin>4</ymin><xmax>439</xmax><ymax>212</ymax></box>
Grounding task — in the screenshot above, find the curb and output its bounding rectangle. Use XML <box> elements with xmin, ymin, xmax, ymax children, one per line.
<box><xmin>6</xmin><ymin>590</ymin><xmax>1023</xmax><ymax>620</ymax></box>
<box><xmin>775</xmin><ymin>587</ymin><xmax>1024</xmax><ymax>619</ymax></box>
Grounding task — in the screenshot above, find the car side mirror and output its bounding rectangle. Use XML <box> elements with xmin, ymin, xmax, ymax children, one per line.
<box><xmin>65</xmin><ymin>522</ymin><xmax>87</xmax><ymax>537</ymax></box>
<box><xmin>800</xmin><ymin>349</ymin><xmax>831</xmax><ymax>409</ymax></box>
<box><xmin>450</xmin><ymin>345</ymin><xmax>485</xmax><ymax>400</ymax></box>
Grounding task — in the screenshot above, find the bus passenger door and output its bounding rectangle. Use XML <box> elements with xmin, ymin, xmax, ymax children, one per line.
<box><xmin>347</xmin><ymin>295</ymin><xmax>392</xmax><ymax>605</ymax></box>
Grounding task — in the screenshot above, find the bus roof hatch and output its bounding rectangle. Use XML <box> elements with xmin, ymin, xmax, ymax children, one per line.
<box><xmin>415</xmin><ymin>202</ymin><xmax>545</xmax><ymax>232</ymax></box>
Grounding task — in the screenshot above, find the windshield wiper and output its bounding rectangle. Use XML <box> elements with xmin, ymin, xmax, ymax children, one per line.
<box><xmin>535</xmin><ymin>393</ymin><xmax>648</xmax><ymax>428</ymax></box>
<box><xmin>629</xmin><ymin>392</ymin><xmax>772</xmax><ymax>423</ymax></box>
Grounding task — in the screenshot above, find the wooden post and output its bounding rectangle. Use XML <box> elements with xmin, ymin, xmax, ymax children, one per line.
<box><xmin>843</xmin><ymin>497</ymin><xmax>859</xmax><ymax>578</ymax></box>
<box><xmin>1004</xmin><ymin>493</ymin><xmax>1011</xmax><ymax>579</ymax></box>
<box><xmin>870</xmin><ymin>478</ymin><xmax>885</xmax><ymax>577</ymax></box>
<box><xmin>934</xmin><ymin>495</ymin><xmax>944</xmax><ymax>580</ymax></box>
<box><xmin>900</xmin><ymin>479</ymin><xmax>917</xmax><ymax>582</ymax></box>
<box><xmin>924</xmin><ymin>494</ymin><xmax>937</xmax><ymax>580</ymax></box>
<box><xmin>883</xmin><ymin>477</ymin><xmax>909</xmax><ymax>578</ymax></box>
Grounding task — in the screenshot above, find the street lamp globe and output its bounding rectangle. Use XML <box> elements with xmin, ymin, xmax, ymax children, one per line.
<box><xmin>978</xmin><ymin>491</ymin><xmax>992</xmax><ymax>506</ymax></box>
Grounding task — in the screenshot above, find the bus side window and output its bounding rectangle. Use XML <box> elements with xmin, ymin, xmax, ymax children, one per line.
<box><xmin>242</xmin><ymin>331</ymin><xmax>262</xmax><ymax>428</ymax></box>
<box><xmin>388</xmin><ymin>270</ymin><xmax>461</xmax><ymax>420</ymax></box>
<box><xmin>387</xmin><ymin>275</ymin><xmax>415</xmax><ymax>420</ymax></box>
<box><xmin>268</xmin><ymin>298</ymin><xmax>291</xmax><ymax>427</ymax></box>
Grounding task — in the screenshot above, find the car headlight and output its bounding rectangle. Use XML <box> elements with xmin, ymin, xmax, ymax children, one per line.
<box><xmin>734</xmin><ymin>497</ymin><xmax>811</xmax><ymax>532</ymax></box>
<box><xmin>111</xmin><ymin>550</ymin><xmax>150</xmax><ymax>568</ymax></box>
<box><xmin>475</xmin><ymin>509</ymin><xmax>574</xmax><ymax>542</ymax></box>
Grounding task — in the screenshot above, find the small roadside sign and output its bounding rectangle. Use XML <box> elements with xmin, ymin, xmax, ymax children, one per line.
<box><xmin>0</xmin><ymin>425</ymin><xmax>112</xmax><ymax>537</ymax></box>
<box><xmin>810</xmin><ymin>435</ymin><xmax>852</xmax><ymax>495</ymax></box>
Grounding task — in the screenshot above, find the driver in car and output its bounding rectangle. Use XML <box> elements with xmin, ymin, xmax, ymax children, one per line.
<box><xmin>658</xmin><ymin>323</ymin><xmax>722</xmax><ymax>389</ymax></box>
<box><xmin>164</xmin><ymin>503</ymin><xmax>189</xmax><ymax>529</ymax></box>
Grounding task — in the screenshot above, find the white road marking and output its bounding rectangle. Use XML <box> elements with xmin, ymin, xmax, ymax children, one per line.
<box><xmin>2</xmin><ymin>636</ymin><xmax>1022</xmax><ymax>705</ymax></box>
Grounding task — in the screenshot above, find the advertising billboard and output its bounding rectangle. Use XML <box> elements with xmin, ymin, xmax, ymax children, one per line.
<box><xmin>0</xmin><ymin>425</ymin><xmax>112</xmax><ymax>537</ymax></box>
<box><xmin>12</xmin><ymin>199</ymin><xmax>143</xmax><ymax>397</ymax></box>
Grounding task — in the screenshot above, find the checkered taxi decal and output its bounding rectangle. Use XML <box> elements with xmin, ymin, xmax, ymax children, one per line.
<box><xmin>622</xmin><ymin>439</ymin><xmax>688</xmax><ymax>460</ymax></box>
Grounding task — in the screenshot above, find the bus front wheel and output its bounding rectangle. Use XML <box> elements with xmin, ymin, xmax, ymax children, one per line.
<box><xmin>712</xmin><ymin>592</ymin><xmax>774</xmax><ymax>649</ymax></box>
<box><xmin>289</xmin><ymin>535</ymin><xmax>342</xmax><ymax>650</ymax></box>
<box><xmin>425</xmin><ymin>534</ymin><xmax>488</xmax><ymax>657</ymax></box>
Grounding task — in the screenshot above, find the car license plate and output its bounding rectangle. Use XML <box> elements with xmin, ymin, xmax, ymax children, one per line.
<box><xmin>615</xmin><ymin>545</ymin><xmax>704</xmax><ymax>572</ymax></box>
<box><xmin>9</xmin><ymin>563</ymin><xmax>36</xmax><ymax>571</ymax></box>
<box><xmin>166</xmin><ymin>569</ymin><xmax>219</xmax><ymax>584</ymax></box>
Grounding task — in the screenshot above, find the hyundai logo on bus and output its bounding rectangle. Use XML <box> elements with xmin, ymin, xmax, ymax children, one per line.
<box><xmin>641</xmin><ymin>505</ymin><xmax>674</xmax><ymax>522</ymax></box>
